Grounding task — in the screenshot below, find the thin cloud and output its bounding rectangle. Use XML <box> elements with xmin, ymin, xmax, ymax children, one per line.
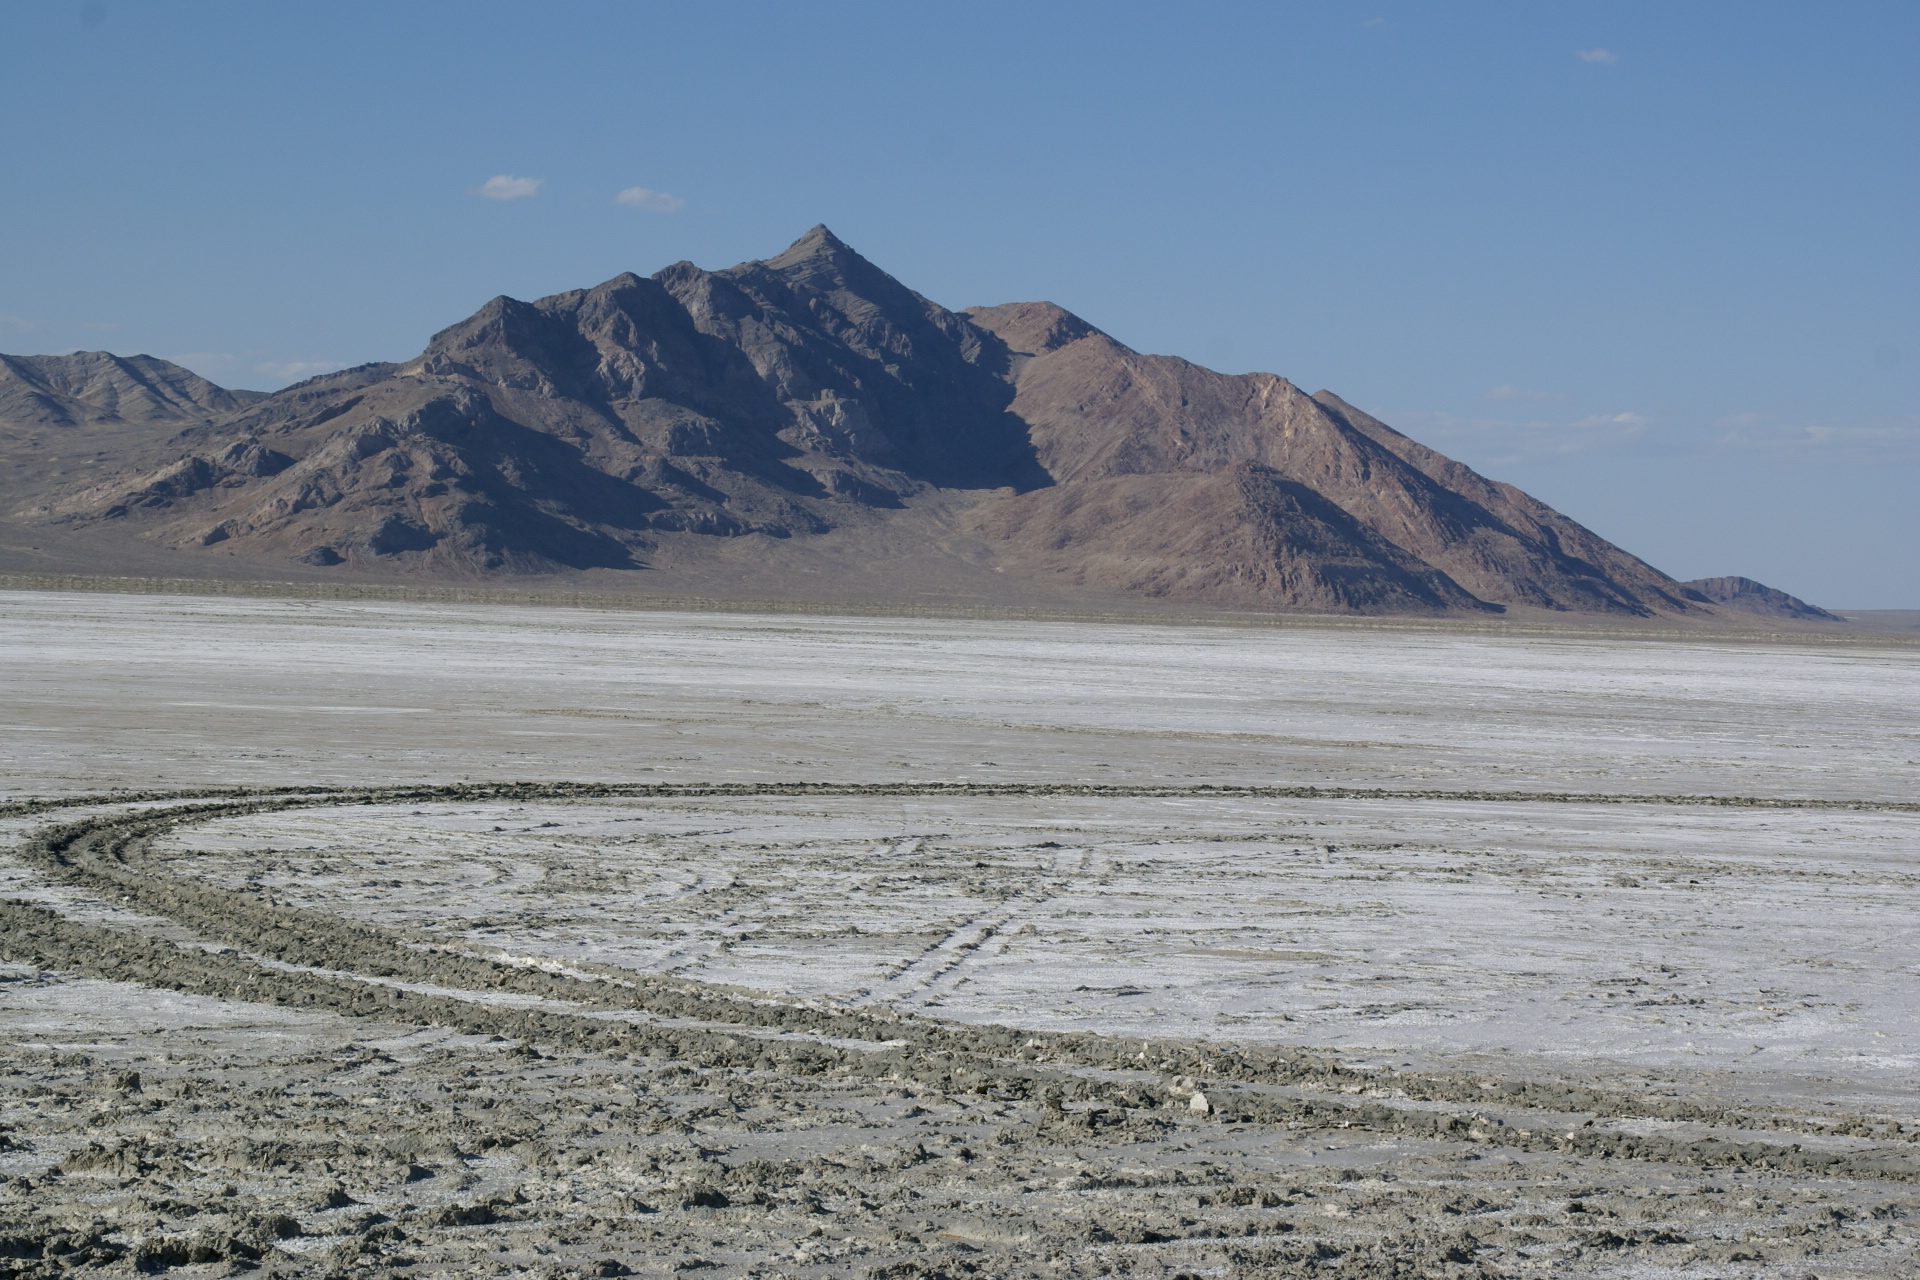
<box><xmin>1403</xmin><ymin>406</ymin><xmax>1919</xmax><ymax>466</ymax></box>
<box><xmin>1576</xmin><ymin>48</ymin><xmax>1618</xmax><ymax>64</ymax></box>
<box><xmin>1576</xmin><ymin>411</ymin><xmax>1651</xmax><ymax>431</ymax></box>
<box><xmin>1393</xmin><ymin>408</ymin><xmax>1655</xmax><ymax>465</ymax></box>
<box><xmin>472</xmin><ymin>174</ymin><xmax>543</xmax><ymax>201</ymax></box>
<box><xmin>615</xmin><ymin>186</ymin><xmax>685</xmax><ymax>212</ymax></box>
<box><xmin>81</xmin><ymin>321</ymin><xmax>120</xmax><ymax>331</ymax></box>
<box><xmin>0</xmin><ymin>314</ymin><xmax>42</xmax><ymax>335</ymax></box>
<box><xmin>163</xmin><ymin>352</ymin><xmax>347</xmax><ymax>388</ymax></box>
<box><xmin>1713</xmin><ymin>414</ymin><xmax>1920</xmax><ymax>462</ymax></box>
<box><xmin>253</xmin><ymin>359</ymin><xmax>348</xmax><ymax>382</ymax></box>
<box><xmin>167</xmin><ymin>352</ymin><xmax>241</xmax><ymax>379</ymax></box>
<box><xmin>1485</xmin><ymin>385</ymin><xmax>1564</xmax><ymax>403</ymax></box>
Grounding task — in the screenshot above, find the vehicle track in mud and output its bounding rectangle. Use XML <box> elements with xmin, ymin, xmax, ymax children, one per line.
<box><xmin>8</xmin><ymin>779</ymin><xmax>1920</xmax><ymax>823</ymax></box>
<box><xmin>3</xmin><ymin>783</ymin><xmax>1917</xmax><ymax>1279</ymax></box>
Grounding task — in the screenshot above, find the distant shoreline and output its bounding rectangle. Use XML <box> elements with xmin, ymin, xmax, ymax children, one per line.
<box><xmin>4</xmin><ymin>570</ymin><xmax>1913</xmax><ymax>649</ymax></box>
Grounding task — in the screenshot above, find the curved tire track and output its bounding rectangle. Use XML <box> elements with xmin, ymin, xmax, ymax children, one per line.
<box><xmin>3</xmin><ymin>782</ymin><xmax>1916</xmax><ymax>1189</ymax></box>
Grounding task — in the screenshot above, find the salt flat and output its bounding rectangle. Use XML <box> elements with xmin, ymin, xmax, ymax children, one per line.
<box><xmin>151</xmin><ymin>794</ymin><xmax>1918</xmax><ymax>1105</ymax></box>
<box><xmin>2</xmin><ymin>589</ymin><xmax>1917</xmax><ymax>1278</ymax></box>
<box><xmin>1</xmin><ymin>590</ymin><xmax>1915</xmax><ymax>799</ymax></box>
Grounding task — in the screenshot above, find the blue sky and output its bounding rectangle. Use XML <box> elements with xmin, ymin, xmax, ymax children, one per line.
<box><xmin>4</xmin><ymin>2</ymin><xmax>1914</xmax><ymax>606</ymax></box>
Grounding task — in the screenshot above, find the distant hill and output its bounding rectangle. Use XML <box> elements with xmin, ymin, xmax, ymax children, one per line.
<box><xmin>0</xmin><ymin>350</ymin><xmax>260</xmax><ymax>428</ymax></box>
<box><xmin>0</xmin><ymin>227</ymin><xmax>1740</xmax><ymax>617</ymax></box>
<box><xmin>1680</xmin><ymin>576</ymin><xmax>1841</xmax><ymax>622</ymax></box>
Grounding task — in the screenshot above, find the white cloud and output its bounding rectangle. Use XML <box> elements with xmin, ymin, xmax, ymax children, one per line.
<box><xmin>615</xmin><ymin>186</ymin><xmax>685</xmax><ymax>212</ymax></box>
<box><xmin>1485</xmin><ymin>385</ymin><xmax>1564</xmax><ymax>403</ymax></box>
<box><xmin>1576</xmin><ymin>48</ymin><xmax>1618</xmax><ymax>64</ymax></box>
<box><xmin>0</xmin><ymin>314</ymin><xmax>41</xmax><ymax>335</ymax></box>
<box><xmin>472</xmin><ymin>174</ymin><xmax>543</xmax><ymax>201</ymax></box>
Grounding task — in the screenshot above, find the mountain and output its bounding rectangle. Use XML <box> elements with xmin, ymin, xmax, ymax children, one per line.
<box><xmin>0</xmin><ymin>353</ymin><xmax>268</xmax><ymax>556</ymax></box>
<box><xmin>0</xmin><ymin>227</ymin><xmax>1737</xmax><ymax>618</ymax></box>
<box><xmin>962</xmin><ymin>302</ymin><xmax>1695</xmax><ymax>615</ymax></box>
<box><xmin>0</xmin><ymin>350</ymin><xmax>260</xmax><ymax>429</ymax></box>
<box><xmin>1680</xmin><ymin>576</ymin><xmax>1841</xmax><ymax>622</ymax></box>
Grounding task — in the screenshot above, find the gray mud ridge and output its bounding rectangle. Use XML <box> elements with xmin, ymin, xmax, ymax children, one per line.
<box><xmin>2</xmin><ymin>785</ymin><xmax>1917</xmax><ymax>1278</ymax></box>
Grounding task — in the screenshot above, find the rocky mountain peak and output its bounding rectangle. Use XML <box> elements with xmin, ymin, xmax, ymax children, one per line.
<box><xmin>964</xmin><ymin>303</ymin><xmax>1107</xmax><ymax>357</ymax></box>
<box><xmin>0</xmin><ymin>228</ymin><xmax>1779</xmax><ymax>621</ymax></box>
<box><xmin>765</xmin><ymin>223</ymin><xmax>853</xmax><ymax>267</ymax></box>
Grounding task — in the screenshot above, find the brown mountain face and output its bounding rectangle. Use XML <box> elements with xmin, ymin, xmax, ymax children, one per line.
<box><xmin>2</xmin><ymin>227</ymin><xmax>1718</xmax><ymax>616</ymax></box>
<box><xmin>1681</xmin><ymin>576</ymin><xmax>1840</xmax><ymax>622</ymax></box>
<box><xmin>963</xmin><ymin>302</ymin><xmax>1697</xmax><ymax>614</ymax></box>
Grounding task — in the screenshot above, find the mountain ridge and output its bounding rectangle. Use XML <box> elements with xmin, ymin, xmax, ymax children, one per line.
<box><xmin>0</xmin><ymin>350</ymin><xmax>262</xmax><ymax>428</ymax></box>
<box><xmin>0</xmin><ymin>227</ymin><xmax>1802</xmax><ymax>619</ymax></box>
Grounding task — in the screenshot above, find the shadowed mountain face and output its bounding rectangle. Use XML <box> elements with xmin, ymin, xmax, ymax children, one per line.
<box><xmin>2</xmin><ymin>228</ymin><xmax>1716</xmax><ymax>616</ymax></box>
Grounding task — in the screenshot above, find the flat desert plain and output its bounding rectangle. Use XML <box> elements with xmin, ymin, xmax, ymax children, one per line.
<box><xmin>1</xmin><ymin>591</ymin><xmax>1916</xmax><ymax>1279</ymax></box>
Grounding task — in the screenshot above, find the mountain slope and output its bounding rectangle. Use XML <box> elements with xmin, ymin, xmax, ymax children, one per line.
<box><xmin>0</xmin><ymin>352</ymin><xmax>269</xmax><ymax>536</ymax></box>
<box><xmin>3</xmin><ymin>228</ymin><xmax>1719</xmax><ymax>617</ymax></box>
<box><xmin>0</xmin><ymin>351</ymin><xmax>260</xmax><ymax>429</ymax></box>
<box><xmin>963</xmin><ymin>302</ymin><xmax>1694</xmax><ymax>615</ymax></box>
<box><xmin>1681</xmin><ymin>576</ymin><xmax>1840</xmax><ymax>622</ymax></box>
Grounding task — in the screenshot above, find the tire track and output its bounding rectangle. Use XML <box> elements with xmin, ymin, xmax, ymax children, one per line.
<box><xmin>857</xmin><ymin>845</ymin><xmax>1091</xmax><ymax>1009</ymax></box>
<box><xmin>3</xmin><ymin>784</ymin><xmax>1917</xmax><ymax>1189</ymax></box>
<box><xmin>6</xmin><ymin>777</ymin><xmax>1919</xmax><ymax>822</ymax></box>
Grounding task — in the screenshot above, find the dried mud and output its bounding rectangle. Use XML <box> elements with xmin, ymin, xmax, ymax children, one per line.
<box><xmin>3</xmin><ymin>784</ymin><xmax>1917</xmax><ymax>1279</ymax></box>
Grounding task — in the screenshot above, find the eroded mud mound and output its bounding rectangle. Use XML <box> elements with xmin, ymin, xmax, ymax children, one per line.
<box><xmin>2</xmin><ymin>785</ymin><xmax>1917</xmax><ymax>1278</ymax></box>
